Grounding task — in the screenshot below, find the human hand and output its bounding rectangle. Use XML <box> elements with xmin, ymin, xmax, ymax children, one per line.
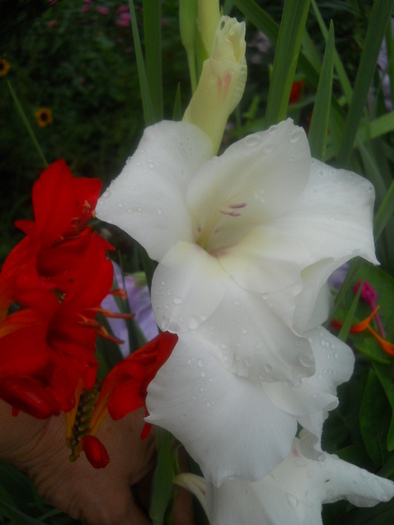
<box><xmin>0</xmin><ymin>400</ymin><xmax>194</xmax><ymax>525</ymax></box>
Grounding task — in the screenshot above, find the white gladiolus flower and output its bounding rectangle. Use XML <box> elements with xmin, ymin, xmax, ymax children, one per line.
<box><xmin>96</xmin><ymin>119</ymin><xmax>377</xmax><ymax>387</ymax></box>
<box><xmin>178</xmin><ymin>431</ymin><xmax>394</xmax><ymax>525</ymax></box>
<box><xmin>146</xmin><ymin>326</ymin><xmax>355</xmax><ymax>485</ymax></box>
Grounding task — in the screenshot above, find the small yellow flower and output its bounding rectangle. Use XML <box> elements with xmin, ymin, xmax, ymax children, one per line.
<box><xmin>35</xmin><ymin>108</ymin><xmax>53</xmax><ymax>127</ymax></box>
<box><xmin>0</xmin><ymin>58</ymin><xmax>10</xmax><ymax>77</ymax></box>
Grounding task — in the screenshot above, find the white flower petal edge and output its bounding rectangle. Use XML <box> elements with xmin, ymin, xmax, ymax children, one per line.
<box><xmin>146</xmin><ymin>328</ymin><xmax>354</xmax><ymax>485</ymax></box>
<box><xmin>202</xmin><ymin>431</ymin><xmax>394</xmax><ymax>525</ymax></box>
<box><xmin>146</xmin><ymin>332</ymin><xmax>297</xmax><ymax>486</ymax></box>
<box><xmin>96</xmin><ymin>121</ymin><xmax>214</xmax><ymax>261</ymax></box>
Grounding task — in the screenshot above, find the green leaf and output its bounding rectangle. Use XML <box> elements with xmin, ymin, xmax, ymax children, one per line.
<box><xmin>374</xmin><ymin>363</ymin><xmax>394</xmax><ymax>451</ymax></box>
<box><xmin>308</xmin><ymin>22</ymin><xmax>334</xmax><ymax>160</ymax></box>
<box><xmin>357</xmin><ymin>112</ymin><xmax>394</xmax><ymax>143</ymax></box>
<box><xmin>360</xmin><ymin>369</ymin><xmax>391</xmax><ymax>465</ymax></box>
<box><xmin>265</xmin><ymin>0</ymin><xmax>311</xmax><ymax>126</ymax></box>
<box><xmin>374</xmin><ymin>179</ymin><xmax>394</xmax><ymax>242</ymax></box>
<box><xmin>7</xmin><ymin>80</ymin><xmax>48</xmax><ymax>167</ymax></box>
<box><xmin>310</xmin><ymin>0</ymin><xmax>353</xmax><ymax>104</ymax></box>
<box><xmin>149</xmin><ymin>429</ymin><xmax>178</xmax><ymax>525</ymax></box>
<box><xmin>337</xmin><ymin>0</ymin><xmax>394</xmax><ymax>166</ymax></box>
<box><xmin>128</xmin><ymin>0</ymin><xmax>156</xmax><ymax>125</ymax></box>
<box><xmin>143</xmin><ymin>0</ymin><xmax>163</xmax><ymax>120</ymax></box>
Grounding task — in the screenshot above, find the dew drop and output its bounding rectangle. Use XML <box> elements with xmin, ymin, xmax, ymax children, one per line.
<box><xmin>179</xmin><ymin>413</ymin><xmax>186</xmax><ymax>419</ymax></box>
<box><xmin>188</xmin><ymin>316</ymin><xmax>199</xmax><ymax>329</ymax></box>
<box><xmin>173</xmin><ymin>297</ymin><xmax>183</xmax><ymax>305</ymax></box>
<box><xmin>262</xmin><ymin>293</ymin><xmax>269</xmax><ymax>300</ymax></box>
<box><xmin>289</xmin><ymin>129</ymin><xmax>303</xmax><ymax>143</ymax></box>
<box><xmin>192</xmin><ymin>394</ymin><xmax>197</xmax><ymax>400</ymax></box>
<box><xmin>118</xmin><ymin>202</ymin><xmax>123</xmax><ymax>208</ymax></box>
<box><xmin>102</xmin><ymin>189</ymin><xmax>111</xmax><ymax>199</ymax></box>
<box><xmin>149</xmin><ymin>162</ymin><xmax>154</xmax><ymax>169</ymax></box>
<box><xmin>157</xmin><ymin>208</ymin><xmax>162</xmax><ymax>215</ymax></box>
<box><xmin>264</xmin><ymin>364</ymin><xmax>273</xmax><ymax>374</ymax></box>
<box><xmin>197</xmin><ymin>359</ymin><xmax>204</xmax><ymax>368</ymax></box>
<box><xmin>245</xmin><ymin>135</ymin><xmax>260</xmax><ymax>147</ymax></box>
<box><xmin>299</xmin><ymin>354</ymin><xmax>314</xmax><ymax>368</ymax></box>
<box><xmin>262</xmin><ymin>143</ymin><xmax>274</xmax><ymax>154</ymax></box>
<box><xmin>285</xmin><ymin>493</ymin><xmax>299</xmax><ymax>509</ymax></box>
<box><xmin>242</xmin><ymin>328</ymin><xmax>248</xmax><ymax>334</ymax></box>
<box><xmin>312</xmin><ymin>393</ymin><xmax>319</xmax><ymax>400</ymax></box>
<box><xmin>244</xmin><ymin>357</ymin><xmax>252</xmax><ymax>366</ymax></box>
<box><xmin>137</xmin><ymin>207</ymin><xmax>142</xmax><ymax>212</ymax></box>
<box><xmin>201</xmin><ymin>371</ymin><xmax>206</xmax><ymax>378</ymax></box>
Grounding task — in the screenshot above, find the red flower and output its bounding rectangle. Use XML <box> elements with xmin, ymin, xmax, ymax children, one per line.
<box><xmin>289</xmin><ymin>80</ymin><xmax>304</xmax><ymax>105</ymax></box>
<box><xmin>89</xmin><ymin>332</ymin><xmax>178</xmax><ymax>439</ymax></box>
<box><xmin>0</xmin><ymin>160</ymin><xmax>114</xmax><ymax>417</ymax></box>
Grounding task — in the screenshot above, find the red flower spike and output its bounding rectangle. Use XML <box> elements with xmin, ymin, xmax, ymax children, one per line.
<box><xmin>0</xmin><ymin>160</ymin><xmax>114</xmax><ymax>418</ymax></box>
<box><xmin>80</xmin><ymin>435</ymin><xmax>110</xmax><ymax>469</ymax></box>
<box><xmin>16</xmin><ymin>160</ymin><xmax>102</xmax><ymax>245</ymax></box>
<box><xmin>89</xmin><ymin>332</ymin><xmax>178</xmax><ymax>438</ymax></box>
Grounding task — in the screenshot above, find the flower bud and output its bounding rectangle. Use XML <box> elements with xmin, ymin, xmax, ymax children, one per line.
<box><xmin>183</xmin><ymin>16</ymin><xmax>247</xmax><ymax>153</ymax></box>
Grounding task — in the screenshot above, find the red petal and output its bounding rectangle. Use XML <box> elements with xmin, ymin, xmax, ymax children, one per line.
<box><xmin>81</xmin><ymin>435</ymin><xmax>110</xmax><ymax>469</ymax></box>
<box><xmin>0</xmin><ymin>377</ymin><xmax>60</xmax><ymax>418</ymax></box>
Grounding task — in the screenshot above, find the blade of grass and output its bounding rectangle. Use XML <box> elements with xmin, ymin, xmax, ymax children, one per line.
<box><xmin>7</xmin><ymin>80</ymin><xmax>48</xmax><ymax>167</ymax></box>
<box><xmin>308</xmin><ymin>22</ymin><xmax>335</xmax><ymax>161</ymax></box>
<box><xmin>337</xmin><ymin>278</ymin><xmax>363</xmax><ymax>343</ymax></box>
<box><xmin>357</xmin><ymin>111</ymin><xmax>394</xmax><ymax>142</ymax></box>
<box><xmin>310</xmin><ymin>0</ymin><xmax>353</xmax><ymax>104</ymax></box>
<box><xmin>265</xmin><ymin>0</ymin><xmax>311</xmax><ymax>126</ymax></box>
<box><xmin>374</xmin><ymin>179</ymin><xmax>394</xmax><ymax>242</ymax></box>
<box><xmin>128</xmin><ymin>0</ymin><xmax>156</xmax><ymax>125</ymax></box>
<box><xmin>233</xmin><ymin>0</ymin><xmax>346</xmax><ymax>152</ymax></box>
<box><xmin>143</xmin><ymin>0</ymin><xmax>163</xmax><ymax>120</ymax></box>
<box><xmin>337</xmin><ymin>0</ymin><xmax>394</xmax><ymax>166</ymax></box>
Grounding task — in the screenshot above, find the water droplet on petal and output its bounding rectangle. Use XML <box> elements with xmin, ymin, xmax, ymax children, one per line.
<box><xmin>188</xmin><ymin>317</ymin><xmax>199</xmax><ymax>329</ymax></box>
<box><xmin>173</xmin><ymin>297</ymin><xmax>183</xmax><ymax>305</ymax></box>
<box><xmin>286</xmin><ymin>493</ymin><xmax>299</xmax><ymax>509</ymax></box>
<box><xmin>299</xmin><ymin>354</ymin><xmax>314</xmax><ymax>368</ymax></box>
<box><xmin>289</xmin><ymin>129</ymin><xmax>303</xmax><ymax>143</ymax></box>
<box><xmin>102</xmin><ymin>190</ymin><xmax>111</xmax><ymax>199</ymax></box>
<box><xmin>157</xmin><ymin>208</ymin><xmax>162</xmax><ymax>215</ymax></box>
<box><xmin>197</xmin><ymin>359</ymin><xmax>204</xmax><ymax>368</ymax></box>
<box><xmin>118</xmin><ymin>202</ymin><xmax>123</xmax><ymax>208</ymax></box>
<box><xmin>264</xmin><ymin>364</ymin><xmax>273</xmax><ymax>374</ymax></box>
<box><xmin>245</xmin><ymin>135</ymin><xmax>260</xmax><ymax>147</ymax></box>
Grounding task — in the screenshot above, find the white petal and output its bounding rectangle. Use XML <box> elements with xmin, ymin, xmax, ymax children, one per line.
<box><xmin>96</xmin><ymin>121</ymin><xmax>214</xmax><ymax>261</ymax></box>
<box><xmin>151</xmin><ymin>241</ymin><xmax>229</xmax><ymax>333</ymax></box>
<box><xmin>146</xmin><ymin>333</ymin><xmax>297</xmax><ymax>486</ymax></box>
<box><xmin>268</xmin><ymin>158</ymin><xmax>378</xmax><ymax>330</ymax></box>
<box><xmin>263</xmin><ymin>326</ymin><xmax>355</xmax><ymax>438</ymax></box>
<box><xmin>187</xmin><ymin>119</ymin><xmax>311</xmax><ymax>253</ymax></box>
<box><xmin>206</xmin><ymin>432</ymin><xmax>394</xmax><ymax>525</ymax></box>
<box><xmin>218</xmin><ymin>225</ymin><xmax>302</xmax><ymax>293</ymax></box>
<box><xmin>191</xmin><ymin>278</ymin><xmax>314</xmax><ymax>383</ymax></box>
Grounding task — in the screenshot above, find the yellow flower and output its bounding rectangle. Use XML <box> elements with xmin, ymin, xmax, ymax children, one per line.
<box><xmin>0</xmin><ymin>58</ymin><xmax>10</xmax><ymax>77</ymax></box>
<box><xmin>35</xmin><ymin>108</ymin><xmax>53</xmax><ymax>127</ymax></box>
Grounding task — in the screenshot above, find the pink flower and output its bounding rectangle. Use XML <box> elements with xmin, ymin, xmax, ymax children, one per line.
<box><xmin>116</xmin><ymin>5</ymin><xmax>129</xmax><ymax>14</ymax></box>
<box><xmin>97</xmin><ymin>6</ymin><xmax>109</xmax><ymax>15</ymax></box>
<box><xmin>116</xmin><ymin>12</ymin><xmax>131</xmax><ymax>27</ymax></box>
<box><xmin>47</xmin><ymin>20</ymin><xmax>57</xmax><ymax>28</ymax></box>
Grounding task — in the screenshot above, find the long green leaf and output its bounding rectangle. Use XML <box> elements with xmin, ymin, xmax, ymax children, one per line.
<box><xmin>337</xmin><ymin>0</ymin><xmax>394</xmax><ymax>166</ymax></box>
<box><xmin>7</xmin><ymin>80</ymin><xmax>48</xmax><ymax>167</ymax></box>
<box><xmin>357</xmin><ymin>112</ymin><xmax>394</xmax><ymax>142</ymax></box>
<box><xmin>310</xmin><ymin>0</ymin><xmax>353</xmax><ymax>104</ymax></box>
<box><xmin>374</xmin><ymin>179</ymin><xmax>394</xmax><ymax>242</ymax></box>
<box><xmin>308</xmin><ymin>22</ymin><xmax>334</xmax><ymax>160</ymax></box>
<box><xmin>265</xmin><ymin>0</ymin><xmax>311</xmax><ymax>126</ymax></box>
<box><xmin>128</xmin><ymin>0</ymin><xmax>156</xmax><ymax>125</ymax></box>
<box><xmin>143</xmin><ymin>0</ymin><xmax>163</xmax><ymax>120</ymax></box>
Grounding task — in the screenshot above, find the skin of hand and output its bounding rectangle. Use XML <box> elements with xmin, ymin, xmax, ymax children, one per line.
<box><xmin>0</xmin><ymin>400</ymin><xmax>194</xmax><ymax>525</ymax></box>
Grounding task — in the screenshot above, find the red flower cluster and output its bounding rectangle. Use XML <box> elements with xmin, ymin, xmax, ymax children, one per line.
<box><xmin>0</xmin><ymin>160</ymin><xmax>114</xmax><ymax>418</ymax></box>
<box><xmin>67</xmin><ymin>331</ymin><xmax>178</xmax><ymax>468</ymax></box>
